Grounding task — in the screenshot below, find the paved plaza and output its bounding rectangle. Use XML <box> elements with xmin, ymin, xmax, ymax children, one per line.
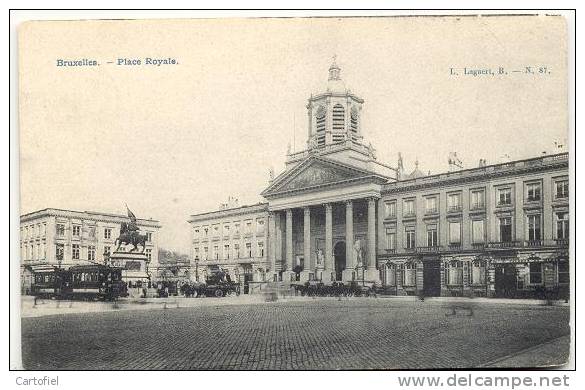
<box><xmin>21</xmin><ymin>298</ymin><xmax>570</xmax><ymax>370</ymax></box>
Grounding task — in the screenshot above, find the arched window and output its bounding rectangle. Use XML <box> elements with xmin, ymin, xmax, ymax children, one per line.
<box><xmin>445</xmin><ymin>260</ymin><xmax>463</xmax><ymax>286</ymax></box>
<box><xmin>471</xmin><ymin>259</ymin><xmax>486</xmax><ymax>285</ymax></box>
<box><xmin>403</xmin><ymin>262</ymin><xmax>417</xmax><ymax>286</ymax></box>
<box><xmin>383</xmin><ymin>263</ymin><xmax>396</xmax><ymax>286</ymax></box>
<box><xmin>332</xmin><ymin>104</ymin><xmax>345</xmax><ymax>131</ymax></box>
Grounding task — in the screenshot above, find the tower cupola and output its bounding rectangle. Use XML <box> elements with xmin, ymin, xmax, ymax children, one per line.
<box><xmin>306</xmin><ymin>57</ymin><xmax>365</xmax><ymax>149</ymax></box>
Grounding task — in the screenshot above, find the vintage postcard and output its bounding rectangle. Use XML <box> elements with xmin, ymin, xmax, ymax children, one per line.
<box><xmin>15</xmin><ymin>13</ymin><xmax>571</xmax><ymax>371</ymax></box>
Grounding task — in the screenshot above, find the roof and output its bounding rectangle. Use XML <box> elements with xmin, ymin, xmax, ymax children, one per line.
<box><xmin>383</xmin><ymin>152</ymin><xmax>568</xmax><ymax>194</ymax></box>
<box><xmin>188</xmin><ymin>202</ymin><xmax>269</xmax><ymax>223</ymax></box>
<box><xmin>20</xmin><ymin>208</ymin><xmax>161</xmax><ymax>228</ymax></box>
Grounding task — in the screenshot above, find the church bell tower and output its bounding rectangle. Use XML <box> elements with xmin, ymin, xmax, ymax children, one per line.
<box><xmin>306</xmin><ymin>57</ymin><xmax>365</xmax><ymax>149</ymax></box>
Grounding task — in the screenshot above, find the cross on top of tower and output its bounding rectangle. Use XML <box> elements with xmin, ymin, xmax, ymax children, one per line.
<box><xmin>328</xmin><ymin>55</ymin><xmax>341</xmax><ymax>81</ymax></box>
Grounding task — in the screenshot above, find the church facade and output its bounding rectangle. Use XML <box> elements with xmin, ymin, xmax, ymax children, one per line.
<box><xmin>188</xmin><ymin>60</ymin><xmax>569</xmax><ymax>298</ymax></box>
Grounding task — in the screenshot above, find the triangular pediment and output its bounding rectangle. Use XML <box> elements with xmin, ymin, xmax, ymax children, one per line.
<box><xmin>262</xmin><ymin>156</ymin><xmax>384</xmax><ymax>197</ymax></box>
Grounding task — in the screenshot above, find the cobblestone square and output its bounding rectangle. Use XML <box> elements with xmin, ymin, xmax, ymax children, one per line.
<box><xmin>21</xmin><ymin>299</ymin><xmax>570</xmax><ymax>370</ymax></box>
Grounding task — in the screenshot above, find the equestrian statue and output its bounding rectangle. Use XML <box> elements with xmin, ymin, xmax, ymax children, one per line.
<box><xmin>115</xmin><ymin>205</ymin><xmax>148</xmax><ymax>253</ymax></box>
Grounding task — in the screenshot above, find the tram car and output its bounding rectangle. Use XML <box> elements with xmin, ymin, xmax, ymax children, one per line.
<box><xmin>30</xmin><ymin>267</ymin><xmax>70</xmax><ymax>299</ymax></box>
<box><xmin>31</xmin><ymin>264</ymin><xmax>128</xmax><ymax>301</ymax></box>
<box><xmin>68</xmin><ymin>265</ymin><xmax>128</xmax><ymax>300</ymax></box>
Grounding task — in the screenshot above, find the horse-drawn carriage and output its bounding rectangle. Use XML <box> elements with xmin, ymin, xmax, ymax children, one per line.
<box><xmin>292</xmin><ymin>280</ymin><xmax>377</xmax><ymax>297</ymax></box>
<box><xmin>179</xmin><ymin>269</ymin><xmax>240</xmax><ymax>298</ymax></box>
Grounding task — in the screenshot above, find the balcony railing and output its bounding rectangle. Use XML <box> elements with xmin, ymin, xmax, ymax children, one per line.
<box><xmin>486</xmin><ymin>241</ymin><xmax>519</xmax><ymax>248</ymax></box>
<box><xmin>555</xmin><ymin>238</ymin><xmax>569</xmax><ymax>247</ymax></box>
<box><xmin>403</xmin><ymin>212</ymin><xmax>416</xmax><ymax>218</ymax></box>
<box><xmin>525</xmin><ymin>240</ymin><xmax>543</xmax><ymax>247</ymax></box>
<box><xmin>417</xmin><ymin>246</ymin><xmax>441</xmax><ymax>253</ymax></box>
<box><xmin>385</xmin><ymin>248</ymin><xmax>396</xmax><ymax>254</ymax></box>
<box><xmin>425</xmin><ymin>208</ymin><xmax>438</xmax><ymax>215</ymax></box>
<box><xmin>447</xmin><ymin>206</ymin><xmax>462</xmax><ymax>213</ymax></box>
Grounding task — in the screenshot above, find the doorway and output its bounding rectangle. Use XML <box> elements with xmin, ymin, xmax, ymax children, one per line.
<box><xmin>422</xmin><ymin>258</ymin><xmax>441</xmax><ymax>297</ymax></box>
<box><xmin>334</xmin><ymin>241</ymin><xmax>346</xmax><ymax>281</ymax></box>
<box><xmin>495</xmin><ymin>264</ymin><xmax>517</xmax><ymax>298</ymax></box>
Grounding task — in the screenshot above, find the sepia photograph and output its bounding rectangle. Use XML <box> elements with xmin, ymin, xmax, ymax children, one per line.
<box><xmin>12</xmin><ymin>11</ymin><xmax>573</xmax><ymax>372</ymax></box>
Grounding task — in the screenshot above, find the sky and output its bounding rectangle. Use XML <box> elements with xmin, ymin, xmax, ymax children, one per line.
<box><xmin>18</xmin><ymin>15</ymin><xmax>568</xmax><ymax>253</ymax></box>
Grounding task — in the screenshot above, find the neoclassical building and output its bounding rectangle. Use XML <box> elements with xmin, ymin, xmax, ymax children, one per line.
<box><xmin>20</xmin><ymin>208</ymin><xmax>161</xmax><ymax>291</ymax></box>
<box><xmin>189</xmin><ymin>60</ymin><xmax>570</xmax><ymax>298</ymax></box>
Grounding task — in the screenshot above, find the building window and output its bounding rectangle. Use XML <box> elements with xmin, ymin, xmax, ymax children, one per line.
<box><xmin>449</xmin><ymin>222</ymin><xmax>461</xmax><ymax>245</ymax></box>
<box><xmin>103</xmin><ymin>246</ymin><xmax>111</xmax><ymax>259</ymax></box>
<box><xmin>470</xmin><ymin>189</ymin><xmax>485</xmax><ymax>209</ymax></box>
<box><xmin>203</xmin><ymin>227</ymin><xmax>209</xmax><ymax>237</ymax></box>
<box><xmin>332</xmin><ymin>104</ymin><xmax>345</xmax><ymax>132</ymax></box>
<box><xmin>257</xmin><ymin>242</ymin><xmax>264</xmax><ymax>257</ymax></box>
<box><xmin>499</xmin><ymin>217</ymin><xmax>512</xmax><ymax>242</ymax></box>
<box><xmin>405</xmin><ymin>228</ymin><xmax>416</xmax><ymax>249</ymax></box>
<box><xmin>472</xmin><ymin>219</ymin><xmax>485</xmax><ymax>244</ymax></box>
<box><xmin>193</xmin><ymin>228</ymin><xmax>200</xmax><ymax>239</ymax></box>
<box><xmin>72</xmin><ymin>225</ymin><xmax>81</xmax><ymax>236</ymax></box>
<box><xmin>403</xmin><ymin>263</ymin><xmax>417</xmax><ymax>286</ymax></box>
<box><xmin>383</xmin><ymin>263</ymin><xmax>396</xmax><ymax>286</ymax></box>
<box><xmin>527</xmin><ymin>214</ymin><xmax>542</xmax><ymax>241</ymax></box>
<box><xmin>72</xmin><ymin>244</ymin><xmax>80</xmax><ymax>260</ymax></box>
<box><xmin>445</xmin><ymin>260</ymin><xmax>463</xmax><ymax>286</ymax></box>
<box><xmin>223</xmin><ymin>224</ymin><xmax>230</xmax><ymax>236</ymax></box>
<box><xmin>471</xmin><ymin>260</ymin><xmax>486</xmax><ymax>285</ymax></box>
<box><xmin>529</xmin><ymin>263</ymin><xmax>542</xmax><ymax>284</ymax></box>
<box><xmin>246</xmin><ymin>242</ymin><xmax>252</xmax><ymax>258</ymax></box>
<box><xmin>427</xmin><ymin>225</ymin><xmax>438</xmax><ymax>247</ymax></box>
<box><xmin>234</xmin><ymin>243</ymin><xmax>240</xmax><ymax>258</ymax></box>
<box><xmin>497</xmin><ymin>188</ymin><xmax>512</xmax><ymax>206</ymax></box>
<box><xmin>556</xmin><ymin>212</ymin><xmax>569</xmax><ymax>240</ymax></box>
<box><xmin>447</xmin><ymin>193</ymin><xmax>462</xmax><ymax>212</ymax></box>
<box><xmin>88</xmin><ymin>246</ymin><xmax>96</xmax><ymax>261</ymax></box>
<box><xmin>425</xmin><ymin>197</ymin><xmax>437</xmax><ymax>214</ymax></box>
<box><xmin>384</xmin><ymin>201</ymin><xmax>396</xmax><ymax>218</ymax></box>
<box><xmin>526</xmin><ymin>183</ymin><xmax>541</xmax><ymax>202</ymax></box>
<box><xmin>558</xmin><ymin>262</ymin><xmax>569</xmax><ymax>284</ymax></box>
<box><xmin>257</xmin><ymin>219</ymin><xmax>265</xmax><ymax>234</ymax></box>
<box><xmin>146</xmin><ymin>232</ymin><xmax>152</xmax><ymax>242</ymax></box>
<box><xmin>56</xmin><ymin>224</ymin><xmax>65</xmax><ymax>237</ymax></box>
<box><xmin>245</xmin><ymin>221</ymin><xmax>253</xmax><ymax>234</ymax></box>
<box><xmin>403</xmin><ymin>199</ymin><xmax>415</xmax><ymax>217</ymax></box>
<box><xmin>213</xmin><ymin>225</ymin><xmax>220</xmax><ymax>236</ymax></box>
<box><xmin>88</xmin><ymin>226</ymin><xmax>96</xmax><ymax>238</ymax></box>
<box><xmin>104</xmin><ymin>228</ymin><xmax>112</xmax><ymax>240</ymax></box>
<box><xmin>204</xmin><ymin>247</ymin><xmax>209</xmax><ymax>260</ymax></box>
<box><xmin>385</xmin><ymin>229</ymin><xmax>396</xmax><ymax>250</ymax></box>
<box><xmin>555</xmin><ymin>180</ymin><xmax>569</xmax><ymax>199</ymax></box>
<box><xmin>146</xmin><ymin>249</ymin><xmax>152</xmax><ymax>262</ymax></box>
<box><xmin>214</xmin><ymin>245</ymin><xmax>219</xmax><ymax>260</ymax></box>
<box><xmin>234</xmin><ymin>223</ymin><xmax>240</xmax><ymax>235</ymax></box>
<box><xmin>224</xmin><ymin>244</ymin><xmax>230</xmax><ymax>259</ymax></box>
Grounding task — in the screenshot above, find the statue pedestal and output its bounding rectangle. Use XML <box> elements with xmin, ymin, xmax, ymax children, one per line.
<box><xmin>109</xmin><ymin>251</ymin><xmax>150</xmax><ymax>284</ymax></box>
<box><xmin>342</xmin><ymin>269</ymin><xmax>356</xmax><ymax>283</ymax></box>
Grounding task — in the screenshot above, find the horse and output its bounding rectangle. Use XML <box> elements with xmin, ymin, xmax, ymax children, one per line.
<box><xmin>115</xmin><ymin>222</ymin><xmax>148</xmax><ymax>253</ymax></box>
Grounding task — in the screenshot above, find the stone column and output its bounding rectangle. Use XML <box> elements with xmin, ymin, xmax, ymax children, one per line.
<box><xmin>268</xmin><ymin>212</ymin><xmax>276</xmax><ymax>279</ymax></box>
<box><xmin>283</xmin><ymin>208</ymin><xmax>294</xmax><ymax>282</ymax></box>
<box><xmin>366</xmin><ymin>197</ymin><xmax>381</xmax><ymax>283</ymax></box>
<box><xmin>275</xmin><ymin>212</ymin><xmax>283</xmax><ymax>279</ymax></box>
<box><xmin>324</xmin><ymin>203</ymin><xmax>334</xmax><ymax>282</ymax></box>
<box><xmin>301</xmin><ymin>207</ymin><xmax>312</xmax><ymax>282</ymax></box>
<box><xmin>342</xmin><ymin>200</ymin><xmax>355</xmax><ymax>282</ymax></box>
